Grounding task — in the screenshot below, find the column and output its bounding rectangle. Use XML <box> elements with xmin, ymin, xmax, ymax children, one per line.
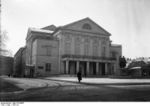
<box><xmin>66</xmin><ymin>60</ymin><xmax>69</xmax><ymax>74</ymax></box>
<box><xmin>96</xmin><ymin>62</ymin><xmax>99</xmax><ymax>75</ymax></box>
<box><xmin>86</xmin><ymin>61</ymin><xmax>89</xmax><ymax>75</ymax></box>
<box><xmin>105</xmin><ymin>63</ymin><xmax>108</xmax><ymax>75</ymax></box>
<box><xmin>76</xmin><ymin>61</ymin><xmax>79</xmax><ymax>73</ymax></box>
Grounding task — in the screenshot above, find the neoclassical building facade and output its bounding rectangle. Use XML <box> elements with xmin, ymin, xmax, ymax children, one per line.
<box><xmin>25</xmin><ymin>17</ymin><xmax>122</xmax><ymax>77</ymax></box>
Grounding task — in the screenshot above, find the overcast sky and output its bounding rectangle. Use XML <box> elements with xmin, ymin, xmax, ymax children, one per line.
<box><xmin>1</xmin><ymin>0</ymin><xmax>150</xmax><ymax>58</ymax></box>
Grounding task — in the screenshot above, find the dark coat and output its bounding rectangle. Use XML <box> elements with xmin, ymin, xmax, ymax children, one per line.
<box><xmin>77</xmin><ymin>71</ymin><xmax>82</xmax><ymax>80</ymax></box>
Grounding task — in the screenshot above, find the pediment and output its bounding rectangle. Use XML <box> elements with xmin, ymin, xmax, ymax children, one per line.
<box><xmin>62</xmin><ymin>17</ymin><xmax>111</xmax><ymax>36</ymax></box>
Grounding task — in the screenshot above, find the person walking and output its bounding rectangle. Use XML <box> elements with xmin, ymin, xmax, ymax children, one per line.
<box><xmin>77</xmin><ymin>67</ymin><xmax>82</xmax><ymax>83</ymax></box>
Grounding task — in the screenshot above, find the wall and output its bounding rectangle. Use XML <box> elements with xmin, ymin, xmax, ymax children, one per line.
<box><xmin>32</xmin><ymin>38</ymin><xmax>59</xmax><ymax>76</ymax></box>
<box><xmin>60</xmin><ymin>30</ymin><xmax>110</xmax><ymax>57</ymax></box>
<box><xmin>13</xmin><ymin>47</ymin><xmax>26</xmax><ymax>77</ymax></box>
<box><xmin>0</xmin><ymin>56</ymin><xmax>13</xmax><ymax>75</ymax></box>
<box><xmin>110</xmin><ymin>44</ymin><xmax>122</xmax><ymax>75</ymax></box>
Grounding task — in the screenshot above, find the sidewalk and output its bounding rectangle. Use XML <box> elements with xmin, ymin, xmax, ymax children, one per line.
<box><xmin>45</xmin><ymin>76</ymin><xmax>150</xmax><ymax>85</ymax></box>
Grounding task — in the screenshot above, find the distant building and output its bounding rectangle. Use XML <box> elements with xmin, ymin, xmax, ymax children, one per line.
<box><xmin>16</xmin><ymin>17</ymin><xmax>122</xmax><ymax>77</ymax></box>
<box><xmin>0</xmin><ymin>55</ymin><xmax>13</xmax><ymax>75</ymax></box>
<box><xmin>13</xmin><ymin>47</ymin><xmax>26</xmax><ymax>77</ymax></box>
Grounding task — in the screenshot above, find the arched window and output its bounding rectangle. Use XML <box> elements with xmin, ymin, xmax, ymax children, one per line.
<box><xmin>82</xmin><ymin>23</ymin><xmax>92</xmax><ymax>30</ymax></box>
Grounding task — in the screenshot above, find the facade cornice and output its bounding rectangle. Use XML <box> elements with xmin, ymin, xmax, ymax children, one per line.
<box><xmin>61</xmin><ymin>54</ymin><xmax>116</xmax><ymax>63</ymax></box>
<box><xmin>60</xmin><ymin>28</ymin><xmax>111</xmax><ymax>37</ymax></box>
<box><xmin>26</xmin><ymin>28</ymin><xmax>53</xmax><ymax>41</ymax></box>
<box><xmin>60</xmin><ymin>29</ymin><xmax>110</xmax><ymax>41</ymax></box>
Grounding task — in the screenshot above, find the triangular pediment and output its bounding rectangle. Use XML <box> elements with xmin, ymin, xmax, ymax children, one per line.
<box><xmin>62</xmin><ymin>17</ymin><xmax>111</xmax><ymax>35</ymax></box>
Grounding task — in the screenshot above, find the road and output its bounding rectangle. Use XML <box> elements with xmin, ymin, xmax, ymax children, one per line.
<box><xmin>1</xmin><ymin>76</ymin><xmax>150</xmax><ymax>101</ymax></box>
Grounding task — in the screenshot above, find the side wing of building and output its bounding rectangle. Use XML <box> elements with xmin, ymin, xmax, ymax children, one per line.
<box><xmin>25</xmin><ymin>28</ymin><xmax>59</xmax><ymax>77</ymax></box>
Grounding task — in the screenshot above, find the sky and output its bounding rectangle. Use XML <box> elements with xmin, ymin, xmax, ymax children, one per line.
<box><xmin>1</xmin><ymin>0</ymin><xmax>150</xmax><ymax>58</ymax></box>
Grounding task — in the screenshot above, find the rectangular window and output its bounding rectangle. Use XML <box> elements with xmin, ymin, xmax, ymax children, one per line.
<box><xmin>112</xmin><ymin>52</ymin><xmax>116</xmax><ymax>58</ymax></box>
<box><xmin>47</xmin><ymin>47</ymin><xmax>51</xmax><ymax>56</ymax></box>
<box><xmin>42</xmin><ymin>45</ymin><xmax>52</xmax><ymax>56</ymax></box>
<box><xmin>38</xmin><ymin>66</ymin><xmax>44</xmax><ymax>69</ymax></box>
<box><xmin>65</xmin><ymin>42</ymin><xmax>71</xmax><ymax>54</ymax></box>
<box><xmin>45</xmin><ymin>63</ymin><xmax>51</xmax><ymax>71</ymax></box>
<box><xmin>102</xmin><ymin>46</ymin><xmax>106</xmax><ymax>57</ymax></box>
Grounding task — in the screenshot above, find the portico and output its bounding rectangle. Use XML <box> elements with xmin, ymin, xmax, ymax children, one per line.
<box><xmin>62</xmin><ymin>55</ymin><xmax>116</xmax><ymax>76</ymax></box>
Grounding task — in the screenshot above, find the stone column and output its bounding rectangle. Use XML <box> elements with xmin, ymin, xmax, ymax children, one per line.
<box><xmin>76</xmin><ymin>61</ymin><xmax>79</xmax><ymax>73</ymax></box>
<box><xmin>66</xmin><ymin>60</ymin><xmax>69</xmax><ymax>74</ymax></box>
<box><xmin>105</xmin><ymin>63</ymin><xmax>108</xmax><ymax>75</ymax></box>
<box><xmin>86</xmin><ymin>61</ymin><xmax>89</xmax><ymax>75</ymax></box>
<box><xmin>96</xmin><ymin>62</ymin><xmax>99</xmax><ymax>75</ymax></box>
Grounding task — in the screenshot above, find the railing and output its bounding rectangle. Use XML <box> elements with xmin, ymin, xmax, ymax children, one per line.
<box><xmin>62</xmin><ymin>54</ymin><xmax>116</xmax><ymax>61</ymax></box>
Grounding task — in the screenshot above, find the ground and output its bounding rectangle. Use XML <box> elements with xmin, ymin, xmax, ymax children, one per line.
<box><xmin>1</xmin><ymin>76</ymin><xmax>150</xmax><ymax>101</ymax></box>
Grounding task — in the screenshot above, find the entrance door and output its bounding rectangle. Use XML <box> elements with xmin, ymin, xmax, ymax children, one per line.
<box><xmin>93</xmin><ymin>62</ymin><xmax>96</xmax><ymax>75</ymax></box>
<box><xmin>80</xmin><ymin>62</ymin><xmax>86</xmax><ymax>77</ymax></box>
<box><xmin>69</xmin><ymin>61</ymin><xmax>76</xmax><ymax>74</ymax></box>
<box><xmin>30</xmin><ymin>68</ymin><xmax>34</xmax><ymax>78</ymax></box>
<box><xmin>101</xmin><ymin>63</ymin><xmax>105</xmax><ymax>75</ymax></box>
<box><xmin>89</xmin><ymin>62</ymin><xmax>96</xmax><ymax>75</ymax></box>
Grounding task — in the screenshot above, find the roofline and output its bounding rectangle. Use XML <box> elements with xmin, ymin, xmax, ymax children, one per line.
<box><xmin>29</xmin><ymin>27</ymin><xmax>54</xmax><ymax>34</ymax></box>
<box><xmin>59</xmin><ymin>28</ymin><xmax>111</xmax><ymax>36</ymax></box>
<box><xmin>26</xmin><ymin>28</ymin><xmax>53</xmax><ymax>41</ymax></box>
<box><xmin>14</xmin><ymin>47</ymin><xmax>26</xmax><ymax>57</ymax></box>
<box><xmin>62</xmin><ymin>17</ymin><xmax>89</xmax><ymax>28</ymax></box>
<box><xmin>111</xmin><ymin>44</ymin><xmax>122</xmax><ymax>47</ymax></box>
<box><xmin>62</xmin><ymin>17</ymin><xmax>111</xmax><ymax>36</ymax></box>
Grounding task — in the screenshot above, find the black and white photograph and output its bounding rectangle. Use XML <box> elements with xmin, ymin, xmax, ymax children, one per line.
<box><xmin>1</xmin><ymin>0</ymin><xmax>150</xmax><ymax>104</ymax></box>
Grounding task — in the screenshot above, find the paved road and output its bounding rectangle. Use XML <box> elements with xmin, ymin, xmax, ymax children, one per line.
<box><xmin>1</xmin><ymin>76</ymin><xmax>150</xmax><ymax>101</ymax></box>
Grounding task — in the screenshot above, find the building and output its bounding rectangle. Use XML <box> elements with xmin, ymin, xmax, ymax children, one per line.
<box><xmin>23</xmin><ymin>17</ymin><xmax>122</xmax><ymax>77</ymax></box>
<box><xmin>0</xmin><ymin>55</ymin><xmax>13</xmax><ymax>75</ymax></box>
<box><xmin>13</xmin><ymin>47</ymin><xmax>26</xmax><ymax>77</ymax></box>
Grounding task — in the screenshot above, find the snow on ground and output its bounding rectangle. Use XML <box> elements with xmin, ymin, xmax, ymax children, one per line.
<box><xmin>46</xmin><ymin>77</ymin><xmax>150</xmax><ymax>84</ymax></box>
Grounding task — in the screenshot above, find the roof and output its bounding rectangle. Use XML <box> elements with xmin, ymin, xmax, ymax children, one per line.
<box><xmin>111</xmin><ymin>44</ymin><xmax>122</xmax><ymax>47</ymax></box>
<box><xmin>130</xmin><ymin>67</ymin><xmax>141</xmax><ymax>70</ymax></box>
<box><xmin>26</xmin><ymin>17</ymin><xmax>112</xmax><ymax>40</ymax></box>
<box><xmin>41</xmin><ymin>25</ymin><xmax>57</xmax><ymax>31</ymax></box>
<box><xmin>14</xmin><ymin>47</ymin><xmax>26</xmax><ymax>57</ymax></box>
<box><xmin>29</xmin><ymin>27</ymin><xmax>54</xmax><ymax>34</ymax></box>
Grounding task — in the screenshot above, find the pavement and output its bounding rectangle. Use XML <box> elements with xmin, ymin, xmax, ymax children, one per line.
<box><xmin>45</xmin><ymin>76</ymin><xmax>150</xmax><ymax>84</ymax></box>
<box><xmin>2</xmin><ymin>76</ymin><xmax>150</xmax><ymax>90</ymax></box>
<box><xmin>0</xmin><ymin>76</ymin><xmax>81</xmax><ymax>91</ymax></box>
<box><xmin>1</xmin><ymin>76</ymin><xmax>150</xmax><ymax>101</ymax></box>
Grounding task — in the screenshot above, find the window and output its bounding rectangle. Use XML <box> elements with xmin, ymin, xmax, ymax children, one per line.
<box><xmin>93</xmin><ymin>39</ymin><xmax>99</xmax><ymax>56</ymax></box>
<box><xmin>65</xmin><ymin>42</ymin><xmax>71</xmax><ymax>54</ymax></box>
<box><xmin>65</xmin><ymin>35</ymin><xmax>71</xmax><ymax>41</ymax></box>
<box><xmin>42</xmin><ymin>45</ymin><xmax>52</xmax><ymax>56</ymax></box>
<box><xmin>75</xmin><ymin>37</ymin><xmax>81</xmax><ymax>55</ymax></box>
<box><xmin>82</xmin><ymin>23</ymin><xmax>92</xmax><ymax>30</ymax></box>
<box><xmin>102</xmin><ymin>46</ymin><xmax>106</xmax><ymax>57</ymax></box>
<box><xmin>47</xmin><ymin>47</ymin><xmax>51</xmax><ymax>56</ymax></box>
<box><xmin>112</xmin><ymin>52</ymin><xmax>116</xmax><ymax>58</ymax></box>
<box><xmin>84</xmin><ymin>44</ymin><xmax>89</xmax><ymax>56</ymax></box>
<box><xmin>45</xmin><ymin>63</ymin><xmax>51</xmax><ymax>71</ymax></box>
<box><xmin>38</xmin><ymin>66</ymin><xmax>44</xmax><ymax>69</ymax></box>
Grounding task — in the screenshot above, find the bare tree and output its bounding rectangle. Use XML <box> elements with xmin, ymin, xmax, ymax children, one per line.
<box><xmin>0</xmin><ymin>0</ymin><xmax>12</xmax><ymax>56</ymax></box>
<box><xmin>0</xmin><ymin>30</ymin><xmax>12</xmax><ymax>56</ymax></box>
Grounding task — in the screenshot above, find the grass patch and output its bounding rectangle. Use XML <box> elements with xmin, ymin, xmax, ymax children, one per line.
<box><xmin>0</xmin><ymin>78</ymin><xmax>23</xmax><ymax>92</ymax></box>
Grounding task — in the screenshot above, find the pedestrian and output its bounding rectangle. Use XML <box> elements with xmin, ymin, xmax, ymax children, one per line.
<box><xmin>77</xmin><ymin>67</ymin><xmax>82</xmax><ymax>83</ymax></box>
